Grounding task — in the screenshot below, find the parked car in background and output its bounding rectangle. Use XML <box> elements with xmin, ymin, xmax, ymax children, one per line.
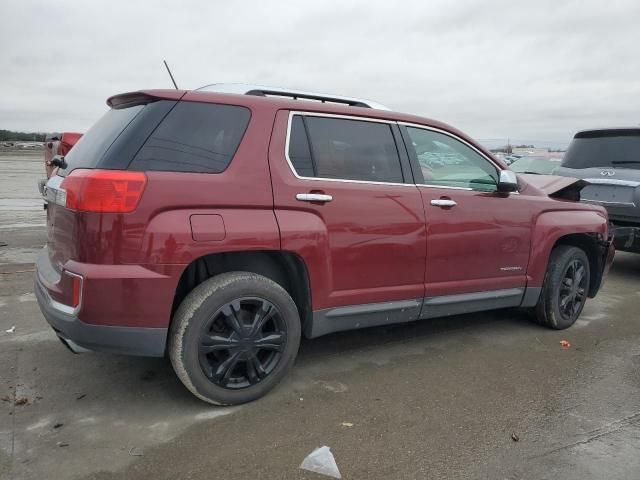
<box><xmin>503</xmin><ymin>154</ymin><xmax>522</xmax><ymax>165</ymax></box>
<box><xmin>35</xmin><ymin>85</ymin><xmax>614</xmax><ymax>405</ymax></box>
<box><xmin>554</xmin><ymin>128</ymin><xmax>640</xmax><ymax>253</ymax></box>
<box><xmin>510</xmin><ymin>156</ymin><xmax>561</xmax><ymax>175</ymax></box>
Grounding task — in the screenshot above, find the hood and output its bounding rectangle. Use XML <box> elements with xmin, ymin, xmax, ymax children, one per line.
<box><xmin>519</xmin><ymin>173</ymin><xmax>588</xmax><ymax>200</ymax></box>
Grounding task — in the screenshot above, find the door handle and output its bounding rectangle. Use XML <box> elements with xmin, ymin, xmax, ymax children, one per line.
<box><xmin>430</xmin><ymin>199</ymin><xmax>457</xmax><ymax>207</ymax></box>
<box><xmin>296</xmin><ymin>193</ymin><xmax>333</xmax><ymax>203</ymax></box>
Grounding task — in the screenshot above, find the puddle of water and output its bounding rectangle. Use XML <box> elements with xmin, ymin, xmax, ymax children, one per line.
<box><xmin>0</xmin><ymin>198</ymin><xmax>43</xmax><ymax>211</ymax></box>
<box><xmin>0</xmin><ymin>247</ymin><xmax>40</xmax><ymax>265</ymax></box>
<box><xmin>0</xmin><ymin>222</ymin><xmax>45</xmax><ymax>230</ymax></box>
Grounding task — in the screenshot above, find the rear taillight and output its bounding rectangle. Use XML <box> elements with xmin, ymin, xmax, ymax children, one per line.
<box><xmin>60</xmin><ymin>169</ymin><xmax>147</xmax><ymax>213</ymax></box>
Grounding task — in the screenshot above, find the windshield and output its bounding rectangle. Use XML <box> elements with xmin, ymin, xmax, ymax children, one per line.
<box><xmin>510</xmin><ymin>156</ymin><xmax>561</xmax><ymax>174</ymax></box>
<box><xmin>562</xmin><ymin>133</ymin><xmax>640</xmax><ymax>169</ymax></box>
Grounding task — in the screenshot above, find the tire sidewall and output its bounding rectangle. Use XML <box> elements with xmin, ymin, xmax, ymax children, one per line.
<box><xmin>170</xmin><ymin>272</ymin><xmax>301</xmax><ymax>405</ymax></box>
<box><xmin>542</xmin><ymin>247</ymin><xmax>590</xmax><ymax>329</ymax></box>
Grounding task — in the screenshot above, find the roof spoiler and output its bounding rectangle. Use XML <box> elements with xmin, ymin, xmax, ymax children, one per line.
<box><xmin>106</xmin><ymin>90</ymin><xmax>186</xmax><ymax>109</ymax></box>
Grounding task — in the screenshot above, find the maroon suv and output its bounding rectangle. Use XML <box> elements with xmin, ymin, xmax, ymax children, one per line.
<box><xmin>35</xmin><ymin>84</ymin><xmax>614</xmax><ymax>405</ymax></box>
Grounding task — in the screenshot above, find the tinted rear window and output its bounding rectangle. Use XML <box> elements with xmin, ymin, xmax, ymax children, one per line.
<box><xmin>59</xmin><ymin>105</ymin><xmax>143</xmax><ymax>176</ymax></box>
<box><xmin>562</xmin><ymin>133</ymin><xmax>640</xmax><ymax>169</ymax></box>
<box><xmin>129</xmin><ymin>102</ymin><xmax>250</xmax><ymax>173</ymax></box>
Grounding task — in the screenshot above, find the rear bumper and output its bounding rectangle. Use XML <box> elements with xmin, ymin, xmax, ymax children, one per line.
<box><xmin>611</xmin><ymin>225</ymin><xmax>640</xmax><ymax>253</ymax></box>
<box><xmin>35</xmin><ymin>277</ymin><xmax>167</xmax><ymax>356</ymax></box>
<box><xmin>34</xmin><ymin>254</ymin><xmax>168</xmax><ymax>357</ymax></box>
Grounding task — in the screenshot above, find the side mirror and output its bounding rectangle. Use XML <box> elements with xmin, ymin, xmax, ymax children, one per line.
<box><xmin>497</xmin><ymin>170</ymin><xmax>518</xmax><ymax>193</ymax></box>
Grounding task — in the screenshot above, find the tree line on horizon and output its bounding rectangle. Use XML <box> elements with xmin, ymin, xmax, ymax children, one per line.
<box><xmin>0</xmin><ymin>130</ymin><xmax>50</xmax><ymax>142</ymax></box>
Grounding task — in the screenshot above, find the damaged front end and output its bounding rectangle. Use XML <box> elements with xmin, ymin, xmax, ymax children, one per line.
<box><xmin>519</xmin><ymin>173</ymin><xmax>589</xmax><ymax>201</ymax></box>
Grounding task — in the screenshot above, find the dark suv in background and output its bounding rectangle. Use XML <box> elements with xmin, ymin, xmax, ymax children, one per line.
<box><xmin>36</xmin><ymin>84</ymin><xmax>614</xmax><ymax>405</ymax></box>
<box><xmin>555</xmin><ymin>128</ymin><xmax>640</xmax><ymax>253</ymax></box>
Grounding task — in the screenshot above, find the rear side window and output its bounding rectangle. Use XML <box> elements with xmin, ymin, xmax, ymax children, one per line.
<box><xmin>288</xmin><ymin>116</ymin><xmax>314</xmax><ymax>177</ymax></box>
<box><xmin>288</xmin><ymin>114</ymin><xmax>404</xmax><ymax>183</ymax></box>
<box><xmin>130</xmin><ymin>102</ymin><xmax>250</xmax><ymax>173</ymax></box>
<box><xmin>59</xmin><ymin>105</ymin><xmax>144</xmax><ymax>177</ymax></box>
<box><xmin>562</xmin><ymin>131</ymin><xmax>640</xmax><ymax>169</ymax></box>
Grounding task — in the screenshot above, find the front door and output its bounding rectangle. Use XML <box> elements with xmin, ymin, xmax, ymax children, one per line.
<box><xmin>401</xmin><ymin>125</ymin><xmax>533</xmax><ymax>307</ymax></box>
<box><xmin>269</xmin><ymin>111</ymin><xmax>427</xmax><ymax>318</ymax></box>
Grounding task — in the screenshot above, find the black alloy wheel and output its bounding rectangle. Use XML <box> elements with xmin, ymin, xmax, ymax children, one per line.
<box><xmin>557</xmin><ymin>258</ymin><xmax>588</xmax><ymax>322</ymax></box>
<box><xmin>198</xmin><ymin>297</ymin><xmax>287</xmax><ymax>389</ymax></box>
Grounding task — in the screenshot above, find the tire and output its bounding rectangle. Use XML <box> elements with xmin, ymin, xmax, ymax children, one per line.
<box><xmin>533</xmin><ymin>245</ymin><xmax>590</xmax><ymax>330</ymax></box>
<box><xmin>169</xmin><ymin>272</ymin><xmax>301</xmax><ymax>405</ymax></box>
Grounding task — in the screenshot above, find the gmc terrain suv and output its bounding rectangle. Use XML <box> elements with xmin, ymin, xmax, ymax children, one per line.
<box><xmin>35</xmin><ymin>85</ymin><xmax>614</xmax><ymax>405</ymax></box>
<box><xmin>554</xmin><ymin>128</ymin><xmax>640</xmax><ymax>253</ymax></box>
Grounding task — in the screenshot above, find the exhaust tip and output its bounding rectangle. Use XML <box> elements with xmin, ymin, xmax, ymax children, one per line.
<box><xmin>57</xmin><ymin>335</ymin><xmax>90</xmax><ymax>354</ymax></box>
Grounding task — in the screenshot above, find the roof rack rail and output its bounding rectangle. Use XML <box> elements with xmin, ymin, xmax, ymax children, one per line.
<box><xmin>195</xmin><ymin>83</ymin><xmax>390</xmax><ymax>110</ymax></box>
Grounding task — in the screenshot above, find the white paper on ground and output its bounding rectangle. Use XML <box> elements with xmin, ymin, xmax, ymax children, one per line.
<box><xmin>300</xmin><ymin>446</ymin><xmax>341</xmax><ymax>479</ymax></box>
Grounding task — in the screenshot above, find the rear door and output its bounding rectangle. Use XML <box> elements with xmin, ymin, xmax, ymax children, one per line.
<box><xmin>268</xmin><ymin>111</ymin><xmax>426</xmax><ymax>317</ymax></box>
<box><xmin>400</xmin><ymin>124</ymin><xmax>533</xmax><ymax>311</ymax></box>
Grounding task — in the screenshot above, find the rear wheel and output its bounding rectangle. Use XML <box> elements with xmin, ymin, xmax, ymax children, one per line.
<box><xmin>533</xmin><ymin>245</ymin><xmax>590</xmax><ymax>329</ymax></box>
<box><xmin>169</xmin><ymin>272</ymin><xmax>301</xmax><ymax>405</ymax></box>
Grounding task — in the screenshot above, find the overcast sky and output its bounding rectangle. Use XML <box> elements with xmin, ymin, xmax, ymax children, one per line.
<box><xmin>2</xmin><ymin>0</ymin><xmax>639</xmax><ymax>148</ymax></box>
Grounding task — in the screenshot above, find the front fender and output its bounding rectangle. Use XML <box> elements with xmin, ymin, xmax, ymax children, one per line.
<box><xmin>527</xmin><ymin>209</ymin><xmax>608</xmax><ymax>287</ymax></box>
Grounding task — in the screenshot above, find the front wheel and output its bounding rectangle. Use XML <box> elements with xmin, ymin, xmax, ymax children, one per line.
<box><xmin>533</xmin><ymin>245</ymin><xmax>590</xmax><ymax>330</ymax></box>
<box><xmin>169</xmin><ymin>272</ymin><xmax>301</xmax><ymax>405</ymax></box>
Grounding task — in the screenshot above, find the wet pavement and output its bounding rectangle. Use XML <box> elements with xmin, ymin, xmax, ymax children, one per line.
<box><xmin>1</xmin><ymin>153</ymin><xmax>639</xmax><ymax>479</ymax></box>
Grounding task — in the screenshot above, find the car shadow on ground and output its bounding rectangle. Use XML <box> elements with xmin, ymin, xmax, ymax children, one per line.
<box><xmin>72</xmin><ymin>306</ymin><xmax>535</xmax><ymax>409</ymax></box>
<box><xmin>608</xmin><ymin>251</ymin><xmax>640</xmax><ymax>281</ymax></box>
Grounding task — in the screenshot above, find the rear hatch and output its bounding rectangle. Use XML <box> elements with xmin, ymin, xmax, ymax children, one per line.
<box><xmin>43</xmin><ymin>93</ymin><xmax>181</xmax><ymax>273</ymax></box>
<box><xmin>554</xmin><ymin>129</ymin><xmax>640</xmax><ymax>223</ymax></box>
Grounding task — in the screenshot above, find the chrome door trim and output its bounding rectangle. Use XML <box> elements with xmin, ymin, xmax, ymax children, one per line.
<box><xmin>430</xmin><ymin>199</ymin><xmax>457</xmax><ymax>207</ymax></box>
<box><xmin>296</xmin><ymin>193</ymin><xmax>333</xmax><ymax>202</ymax></box>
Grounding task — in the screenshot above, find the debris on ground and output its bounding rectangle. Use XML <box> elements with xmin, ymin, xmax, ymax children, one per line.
<box><xmin>76</xmin><ymin>393</ymin><xmax>87</xmax><ymax>400</ymax></box>
<box><xmin>300</xmin><ymin>446</ymin><xmax>341</xmax><ymax>479</ymax></box>
<box><xmin>56</xmin><ymin>442</ymin><xmax>69</xmax><ymax>447</ymax></box>
<box><xmin>53</xmin><ymin>423</ymin><xmax>64</xmax><ymax>429</ymax></box>
<box><xmin>0</xmin><ymin>241</ymin><xmax>7</xmax><ymax>247</ymax></box>
<box><xmin>5</xmin><ymin>326</ymin><xmax>15</xmax><ymax>334</ymax></box>
<box><xmin>14</xmin><ymin>397</ymin><xmax>31</xmax><ymax>406</ymax></box>
<box><xmin>128</xmin><ymin>447</ymin><xmax>144</xmax><ymax>457</ymax></box>
<box><xmin>340</xmin><ymin>422</ymin><xmax>354</xmax><ymax>427</ymax></box>
<box><xmin>560</xmin><ymin>340</ymin><xmax>571</xmax><ymax>349</ymax></box>
<box><xmin>511</xmin><ymin>433</ymin><xmax>520</xmax><ymax>442</ymax></box>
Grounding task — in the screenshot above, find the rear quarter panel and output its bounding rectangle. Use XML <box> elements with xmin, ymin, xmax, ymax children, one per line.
<box><xmin>60</xmin><ymin>103</ymin><xmax>281</xmax><ymax>328</ymax></box>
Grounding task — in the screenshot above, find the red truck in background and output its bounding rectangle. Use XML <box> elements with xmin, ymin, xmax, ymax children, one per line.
<box><xmin>39</xmin><ymin>132</ymin><xmax>82</xmax><ymax>197</ymax></box>
<box><xmin>44</xmin><ymin>132</ymin><xmax>82</xmax><ymax>178</ymax></box>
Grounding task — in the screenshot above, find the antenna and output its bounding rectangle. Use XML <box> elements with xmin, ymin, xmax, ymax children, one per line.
<box><xmin>163</xmin><ymin>60</ymin><xmax>179</xmax><ymax>89</ymax></box>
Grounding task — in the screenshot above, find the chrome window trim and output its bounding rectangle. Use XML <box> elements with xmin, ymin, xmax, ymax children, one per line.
<box><xmin>418</xmin><ymin>184</ymin><xmax>473</xmax><ymax>191</ymax></box>
<box><xmin>284</xmin><ymin>111</ymin><xmax>415</xmax><ymax>187</ymax></box>
<box><xmin>399</xmin><ymin>121</ymin><xmax>505</xmax><ymax>192</ymax></box>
